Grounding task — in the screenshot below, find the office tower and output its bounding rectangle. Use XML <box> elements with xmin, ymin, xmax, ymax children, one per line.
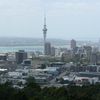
<box><xmin>84</xmin><ymin>46</ymin><xmax>92</xmax><ymax>63</ymax></box>
<box><xmin>71</xmin><ymin>39</ymin><xmax>76</xmax><ymax>50</ymax></box>
<box><xmin>91</xmin><ymin>53</ymin><xmax>97</xmax><ymax>65</ymax></box>
<box><xmin>43</xmin><ymin>16</ymin><xmax>47</xmax><ymax>55</ymax></box>
<box><xmin>15</xmin><ymin>50</ymin><xmax>27</xmax><ymax>64</ymax></box>
<box><xmin>0</xmin><ymin>53</ymin><xmax>7</xmax><ymax>61</ymax></box>
<box><xmin>45</xmin><ymin>42</ymin><xmax>51</xmax><ymax>55</ymax></box>
<box><xmin>71</xmin><ymin>39</ymin><xmax>76</xmax><ymax>49</ymax></box>
<box><xmin>51</xmin><ymin>47</ymin><xmax>55</xmax><ymax>56</ymax></box>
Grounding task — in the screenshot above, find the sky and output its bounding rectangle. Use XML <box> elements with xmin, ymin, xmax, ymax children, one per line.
<box><xmin>0</xmin><ymin>0</ymin><xmax>100</xmax><ymax>41</ymax></box>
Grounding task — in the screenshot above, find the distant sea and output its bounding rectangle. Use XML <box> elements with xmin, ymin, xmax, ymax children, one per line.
<box><xmin>0</xmin><ymin>37</ymin><xmax>71</xmax><ymax>53</ymax></box>
<box><xmin>0</xmin><ymin>45</ymin><xmax>70</xmax><ymax>53</ymax></box>
<box><xmin>0</xmin><ymin>37</ymin><xmax>94</xmax><ymax>53</ymax></box>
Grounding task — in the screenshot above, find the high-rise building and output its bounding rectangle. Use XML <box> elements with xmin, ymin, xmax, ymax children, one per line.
<box><xmin>71</xmin><ymin>39</ymin><xmax>76</xmax><ymax>50</ymax></box>
<box><xmin>84</xmin><ymin>46</ymin><xmax>92</xmax><ymax>63</ymax></box>
<box><xmin>51</xmin><ymin>47</ymin><xmax>56</xmax><ymax>56</ymax></box>
<box><xmin>43</xmin><ymin>16</ymin><xmax>47</xmax><ymax>55</ymax></box>
<box><xmin>91</xmin><ymin>53</ymin><xmax>97</xmax><ymax>65</ymax></box>
<box><xmin>15</xmin><ymin>50</ymin><xmax>27</xmax><ymax>64</ymax></box>
<box><xmin>45</xmin><ymin>42</ymin><xmax>51</xmax><ymax>55</ymax></box>
<box><xmin>0</xmin><ymin>53</ymin><xmax>8</xmax><ymax>61</ymax></box>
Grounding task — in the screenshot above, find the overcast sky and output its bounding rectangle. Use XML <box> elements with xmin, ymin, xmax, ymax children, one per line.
<box><xmin>0</xmin><ymin>0</ymin><xmax>100</xmax><ymax>41</ymax></box>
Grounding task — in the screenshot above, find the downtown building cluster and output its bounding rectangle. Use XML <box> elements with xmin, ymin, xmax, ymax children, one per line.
<box><xmin>0</xmin><ymin>17</ymin><xmax>100</xmax><ymax>88</ymax></box>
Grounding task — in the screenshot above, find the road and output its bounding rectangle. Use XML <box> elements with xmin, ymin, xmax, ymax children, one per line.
<box><xmin>50</xmin><ymin>69</ymin><xmax>68</xmax><ymax>84</ymax></box>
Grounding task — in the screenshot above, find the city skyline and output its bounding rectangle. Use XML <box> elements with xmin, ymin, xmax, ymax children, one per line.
<box><xmin>0</xmin><ymin>0</ymin><xmax>100</xmax><ymax>41</ymax></box>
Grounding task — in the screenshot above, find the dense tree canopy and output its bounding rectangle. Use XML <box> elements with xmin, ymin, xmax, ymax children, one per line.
<box><xmin>0</xmin><ymin>81</ymin><xmax>100</xmax><ymax>100</ymax></box>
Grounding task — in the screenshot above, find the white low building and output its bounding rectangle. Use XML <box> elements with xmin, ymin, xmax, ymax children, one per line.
<box><xmin>74</xmin><ymin>76</ymin><xmax>99</xmax><ymax>86</ymax></box>
<box><xmin>8</xmin><ymin>72</ymin><xmax>23</xmax><ymax>78</ymax></box>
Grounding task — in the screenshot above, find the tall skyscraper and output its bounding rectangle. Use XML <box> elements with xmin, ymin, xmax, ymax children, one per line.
<box><xmin>43</xmin><ymin>16</ymin><xmax>47</xmax><ymax>55</ymax></box>
<box><xmin>45</xmin><ymin>42</ymin><xmax>51</xmax><ymax>55</ymax></box>
<box><xmin>51</xmin><ymin>47</ymin><xmax>56</xmax><ymax>56</ymax></box>
<box><xmin>71</xmin><ymin>39</ymin><xmax>76</xmax><ymax>50</ymax></box>
<box><xmin>15</xmin><ymin>50</ymin><xmax>27</xmax><ymax>64</ymax></box>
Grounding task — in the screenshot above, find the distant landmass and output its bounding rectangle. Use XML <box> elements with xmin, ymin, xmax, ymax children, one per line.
<box><xmin>0</xmin><ymin>37</ymin><xmax>95</xmax><ymax>46</ymax></box>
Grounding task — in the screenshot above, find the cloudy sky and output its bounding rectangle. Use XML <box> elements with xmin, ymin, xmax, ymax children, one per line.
<box><xmin>0</xmin><ymin>0</ymin><xmax>100</xmax><ymax>41</ymax></box>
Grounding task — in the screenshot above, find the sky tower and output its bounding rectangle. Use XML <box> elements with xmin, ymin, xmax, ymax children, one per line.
<box><xmin>43</xmin><ymin>16</ymin><xmax>47</xmax><ymax>55</ymax></box>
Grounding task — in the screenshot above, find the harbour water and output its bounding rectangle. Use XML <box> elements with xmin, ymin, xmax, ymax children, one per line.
<box><xmin>0</xmin><ymin>45</ymin><xmax>69</xmax><ymax>53</ymax></box>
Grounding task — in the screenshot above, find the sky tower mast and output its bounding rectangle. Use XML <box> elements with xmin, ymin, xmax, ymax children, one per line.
<box><xmin>43</xmin><ymin>15</ymin><xmax>47</xmax><ymax>55</ymax></box>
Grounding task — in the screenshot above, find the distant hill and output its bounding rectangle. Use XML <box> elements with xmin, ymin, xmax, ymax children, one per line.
<box><xmin>0</xmin><ymin>37</ymin><xmax>95</xmax><ymax>46</ymax></box>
